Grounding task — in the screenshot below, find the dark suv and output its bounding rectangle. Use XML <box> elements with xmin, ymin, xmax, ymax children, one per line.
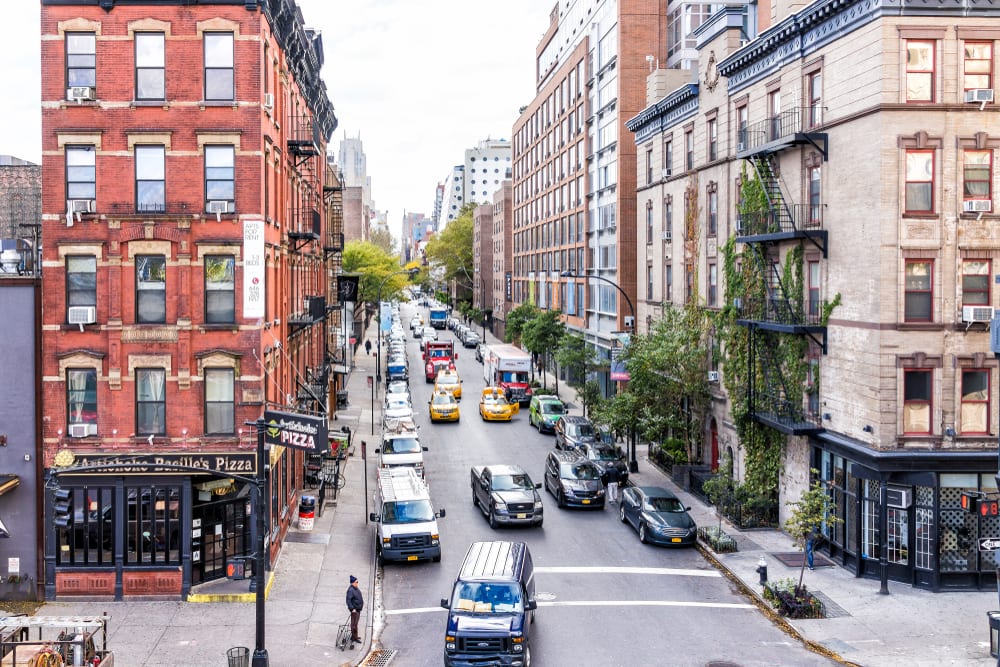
<box><xmin>579</xmin><ymin>442</ymin><xmax>629</xmax><ymax>486</ymax></box>
<box><xmin>554</xmin><ymin>415</ymin><xmax>597</xmax><ymax>451</ymax></box>
<box><xmin>543</xmin><ymin>450</ymin><xmax>605</xmax><ymax>509</ymax></box>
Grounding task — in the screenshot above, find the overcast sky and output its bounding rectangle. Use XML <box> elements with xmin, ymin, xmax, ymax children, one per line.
<box><xmin>0</xmin><ymin>1</ymin><xmax>552</xmax><ymax>238</ymax></box>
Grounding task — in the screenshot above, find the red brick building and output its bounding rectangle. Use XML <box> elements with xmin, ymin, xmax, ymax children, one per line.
<box><xmin>40</xmin><ymin>0</ymin><xmax>338</xmax><ymax>599</ymax></box>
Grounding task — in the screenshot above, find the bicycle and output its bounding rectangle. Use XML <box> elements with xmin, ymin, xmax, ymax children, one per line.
<box><xmin>323</xmin><ymin>463</ymin><xmax>347</xmax><ymax>490</ymax></box>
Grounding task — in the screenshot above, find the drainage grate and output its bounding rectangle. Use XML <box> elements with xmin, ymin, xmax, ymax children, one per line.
<box><xmin>809</xmin><ymin>590</ymin><xmax>850</xmax><ymax>618</ymax></box>
<box><xmin>361</xmin><ymin>648</ymin><xmax>398</xmax><ymax>667</ymax></box>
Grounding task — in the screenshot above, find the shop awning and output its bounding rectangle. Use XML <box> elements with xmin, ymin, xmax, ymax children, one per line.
<box><xmin>0</xmin><ymin>475</ymin><xmax>19</xmax><ymax>497</ymax></box>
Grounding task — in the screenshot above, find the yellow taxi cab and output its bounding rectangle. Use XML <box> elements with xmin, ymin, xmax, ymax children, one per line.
<box><xmin>428</xmin><ymin>389</ymin><xmax>461</xmax><ymax>423</ymax></box>
<box><xmin>479</xmin><ymin>387</ymin><xmax>520</xmax><ymax>422</ymax></box>
<box><xmin>434</xmin><ymin>368</ymin><xmax>463</xmax><ymax>400</ymax></box>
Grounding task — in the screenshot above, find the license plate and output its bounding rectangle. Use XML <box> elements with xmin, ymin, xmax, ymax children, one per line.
<box><xmin>671</xmin><ymin>538</ymin><xmax>682</xmax><ymax>543</ymax></box>
<box><xmin>407</xmin><ymin>555</ymin><xmax>418</xmax><ymax>561</ymax></box>
<box><xmin>582</xmin><ymin>499</ymin><xmax>590</xmax><ymax>504</ymax></box>
<box><xmin>516</xmin><ymin>513</ymin><xmax>527</xmax><ymax>519</ymax></box>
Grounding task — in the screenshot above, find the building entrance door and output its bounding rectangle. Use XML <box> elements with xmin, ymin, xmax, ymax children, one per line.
<box><xmin>192</xmin><ymin>496</ymin><xmax>249</xmax><ymax>585</ymax></box>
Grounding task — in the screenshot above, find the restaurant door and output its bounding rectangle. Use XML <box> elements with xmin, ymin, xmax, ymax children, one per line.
<box><xmin>192</xmin><ymin>496</ymin><xmax>250</xmax><ymax>585</ymax></box>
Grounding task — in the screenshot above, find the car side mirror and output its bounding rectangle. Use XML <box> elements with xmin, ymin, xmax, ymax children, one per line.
<box><xmin>369</xmin><ymin>512</ymin><xmax>379</xmax><ymax>522</ymax></box>
<box><xmin>437</xmin><ymin>508</ymin><xmax>446</xmax><ymax>518</ymax></box>
<box><xmin>441</xmin><ymin>598</ymin><xmax>450</xmax><ymax>609</ymax></box>
<box><xmin>374</xmin><ymin>447</ymin><xmax>381</xmax><ymax>454</ymax></box>
<box><xmin>534</xmin><ymin>483</ymin><xmax>542</xmax><ymax>489</ymax></box>
<box><xmin>525</xmin><ymin>599</ymin><xmax>538</xmax><ymax>611</ymax></box>
<box><xmin>685</xmin><ymin>506</ymin><xmax>692</xmax><ymax>512</ymax></box>
<box><xmin>422</xmin><ymin>446</ymin><xmax>429</xmax><ymax>451</ymax></box>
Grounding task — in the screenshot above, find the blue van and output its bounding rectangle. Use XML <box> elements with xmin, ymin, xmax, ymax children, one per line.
<box><xmin>440</xmin><ymin>541</ymin><xmax>536</xmax><ymax>666</ymax></box>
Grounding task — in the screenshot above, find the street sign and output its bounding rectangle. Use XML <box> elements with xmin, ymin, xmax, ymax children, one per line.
<box><xmin>979</xmin><ymin>537</ymin><xmax>1000</xmax><ymax>552</ymax></box>
<box><xmin>263</xmin><ymin>410</ymin><xmax>328</xmax><ymax>453</ymax></box>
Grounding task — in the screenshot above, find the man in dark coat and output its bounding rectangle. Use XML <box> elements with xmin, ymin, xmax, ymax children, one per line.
<box><xmin>346</xmin><ymin>575</ymin><xmax>364</xmax><ymax>644</ymax></box>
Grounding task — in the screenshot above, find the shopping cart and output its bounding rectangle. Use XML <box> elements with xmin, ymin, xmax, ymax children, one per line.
<box><xmin>336</xmin><ymin>616</ymin><xmax>353</xmax><ymax>651</ymax></box>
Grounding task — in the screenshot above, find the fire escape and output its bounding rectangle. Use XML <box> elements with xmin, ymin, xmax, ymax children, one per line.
<box><xmin>734</xmin><ymin>106</ymin><xmax>828</xmax><ymax>435</ymax></box>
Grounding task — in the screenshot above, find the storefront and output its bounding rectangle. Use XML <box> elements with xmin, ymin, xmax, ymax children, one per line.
<box><xmin>812</xmin><ymin>431</ymin><xmax>998</xmax><ymax>591</ymax></box>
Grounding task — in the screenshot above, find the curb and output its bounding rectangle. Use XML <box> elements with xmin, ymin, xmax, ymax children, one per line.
<box><xmin>186</xmin><ymin>569</ymin><xmax>277</xmax><ymax>604</ymax></box>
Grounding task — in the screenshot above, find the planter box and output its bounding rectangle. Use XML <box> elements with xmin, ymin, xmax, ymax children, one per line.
<box><xmin>763</xmin><ymin>581</ymin><xmax>825</xmax><ymax>619</ymax></box>
<box><xmin>697</xmin><ymin>526</ymin><xmax>739</xmax><ymax>553</ymax></box>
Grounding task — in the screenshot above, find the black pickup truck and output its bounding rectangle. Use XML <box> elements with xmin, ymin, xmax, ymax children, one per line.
<box><xmin>470</xmin><ymin>465</ymin><xmax>544</xmax><ymax>528</ymax></box>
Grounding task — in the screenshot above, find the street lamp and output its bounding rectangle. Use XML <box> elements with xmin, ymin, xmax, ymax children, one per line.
<box><xmin>561</xmin><ymin>270</ymin><xmax>638</xmax><ymax>473</ymax></box>
<box><xmin>375</xmin><ymin>267</ymin><xmax>418</xmax><ymax>389</ymax></box>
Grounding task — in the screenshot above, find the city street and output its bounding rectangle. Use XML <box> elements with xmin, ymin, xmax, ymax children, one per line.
<box><xmin>375</xmin><ymin>303</ymin><xmax>833</xmax><ymax>666</ymax></box>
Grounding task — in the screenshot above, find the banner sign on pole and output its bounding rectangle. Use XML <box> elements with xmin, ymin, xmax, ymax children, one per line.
<box><xmin>263</xmin><ymin>410</ymin><xmax>328</xmax><ymax>453</ymax></box>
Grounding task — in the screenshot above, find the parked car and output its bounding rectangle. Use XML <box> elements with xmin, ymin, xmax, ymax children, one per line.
<box><xmin>475</xmin><ymin>343</ymin><xmax>487</xmax><ymax>363</ymax></box>
<box><xmin>543</xmin><ymin>450</ymin><xmax>605</xmax><ymax>509</ymax></box>
<box><xmin>384</xmin><ymin>397</ymin><xmax>414</xmax><ymax>421</ymax></box>
<box><xmin>619</xmin><ymin>486</ymin><xmax>697</xmax><ymax>546</ymax></box>
<box><xmin>463</xmin><ymin>331</ymin><xmax>481</xmax><ymax>348</ymax></box>
<box><xmin>528</xmin><ymin>395</ymin><xmax>566</xmax><ymax>433</ymax></box>
<box><xmin>579</xmin><ymin>442</ymin><xmax>629</xmax><ymax>486</ymax></box>
<box><xmin>479</xmin><ymin>387</ymin><xmax>520</xmax><ymax>422</ymax></box>
<box><xmin>554</xmin><ymin>415</ymin><xmax>597</xmax><ymax>451</ymax></box>
<box><xmin>428</xmin><ymin>389</ymin><xmax>461</xmax><ymax>423</ymax></box>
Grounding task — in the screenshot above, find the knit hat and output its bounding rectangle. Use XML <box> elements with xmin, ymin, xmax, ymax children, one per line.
<box><xmin>350</xmin><ymin>575</ymin><xmax>358</xmax><ymax>583</ymax></box>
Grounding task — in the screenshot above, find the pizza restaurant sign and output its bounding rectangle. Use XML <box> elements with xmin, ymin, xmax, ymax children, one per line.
<box><xmin>264</xmin><ymin>410</ymin><xmax>327</xmax><ymax>453</ymax></box>
<box><xmin>66</xmin><ymin>452</ymin><xmax>256</xmax><ymax>476</ymax></box>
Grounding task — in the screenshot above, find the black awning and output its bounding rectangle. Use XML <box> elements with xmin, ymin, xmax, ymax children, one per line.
<box><xmin>0</xmin><ymin>475</ymin><xmax>19</xmax><ymax>497</ymax></box>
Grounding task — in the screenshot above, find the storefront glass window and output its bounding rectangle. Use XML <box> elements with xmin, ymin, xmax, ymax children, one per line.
<box><xmin>846</xmin><ymin>465</ymin><xmax>858</xmax><ymax>555</ymax></box>
<box><xmin>981</xmin><ymin>475</ymin><xmax>1000</xmax><ymax>570</ymax></box>
<box><xmin>887</xmin><ymin>507</ymin><xmax>909</xmax><ymax>564</ymax></box>
<box><xmin>862</xmin><ymin>479</ymin><xmax>881</xmax><ymax>560</ymax></box>
<box><xmin>940</xmin><ymin>474</ymin><xmax>978</xmax><ymax>572</ymax></box>
<box><xmin>124</xmin><ymin>485</ymin><xmax>181</xmax><ymax>565</ymax></box>
<box><xmin>56</xmin><ymin>485</ymin><xmax>115</xmax><ymax>566</ymax></box>
<box><xmin>914</xmin><ymin>486</ymin><xmax>934</xmax><ymax>570</ymax></box>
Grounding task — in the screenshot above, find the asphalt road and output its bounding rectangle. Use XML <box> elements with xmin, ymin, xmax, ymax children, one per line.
<box><xmin>375</xmin><ymin>303</ymin><xmax>833</xmax><ymax>667</ymax></box>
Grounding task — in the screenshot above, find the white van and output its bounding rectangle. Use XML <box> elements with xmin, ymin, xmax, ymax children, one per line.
<box><xmin>377</xmin><ymin>417</ymin><xmax>427</xmax><ymax>479</ymax></box>
<box><xmin>370</xmin><ymin>467</ymin><xmax>445</xmax><ymax>563</ymax></box>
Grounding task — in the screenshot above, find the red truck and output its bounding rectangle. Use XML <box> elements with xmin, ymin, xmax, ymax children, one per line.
<box><xmin>424</xmin><ymin>340</ymin><xmax>457</xmax><ymax>382</ymax></box>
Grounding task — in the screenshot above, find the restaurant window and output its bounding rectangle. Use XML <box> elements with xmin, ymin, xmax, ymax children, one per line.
<box><xmin>136</xmin><ymin>368</ymin><xmax>166</xmax><ymax>435</ymax></box>
<box><xmin>205</xmin><ymin>368</ymin><xmax>235</xmax><ymax>435</ymax></box>
<box><xmin>962</xmin><ymin>259</ymin><xmax>990</xmax><ymax>306</ymax></box>
<box><xmin>205</xmin><ymin>255</ymin><xmax>235</xmax><ymax>323</ymax></box>
<box><xmin>904</xmin><ymin>260</ymin><xmax>932</xmax><ymax>322</ymax></box>
<box><xmin>67</xmin><ymin>368</ymin><xmax>98</xmax><ymax>434</ymax></box>
<box><xmin>124</xmin><ymin>485</ymin><xmax>181</xmax><ymax>565</ymax></box>
<box><xmin>913</xmin><ymin>486</ymin><xmax>934</xmax><ymax>571</ymax></box>
<box><xmin>136</xmin><ymin>254</ymin><xmax>167</xmax><ymax>323</ymax></box>
<box><xmin>861</xmin><ymin>479</ymin><xmax>881</xmax><ymax>561</ymax></box>
<box><xmin>906</xmin><ymin>40</ymin><xmax>935</xmax><ymax>102</ymax></box>
<box><xmin>55</xmin><ymin>485</ymin><xmax>115</xmax><ymax>566</ymax></box>
<box><xmin>903</xmin><ymin>369</ymin><xmax>932</xmax><ymax>434</ymax></box>
<box><xmin>960</xmin><ymin>369</ymin><xmax>989</xmax><ymax>435</ymax></box>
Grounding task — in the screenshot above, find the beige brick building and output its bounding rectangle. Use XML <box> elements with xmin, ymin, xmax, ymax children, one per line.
<box><xmin>628</xmin><ymin>2</ymin><xmax>1000</xmax><ymax>590</ymax></box>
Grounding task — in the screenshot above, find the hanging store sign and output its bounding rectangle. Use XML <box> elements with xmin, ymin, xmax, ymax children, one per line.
<box><xmin>263</xmin><ymin>410</ymin><xmax>328</xmax><ymax>453</ymax></box>
<box><xmin>63</xmin><ymin>452</ymin><xmax>257</xmax><ymax>476</ymax></box>
<box><xmin>243</xmin><ymin>219</ymin><xmax>266</xmax><ymax>319</ymax></box>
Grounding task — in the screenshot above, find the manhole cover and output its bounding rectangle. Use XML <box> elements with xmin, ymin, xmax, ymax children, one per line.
<box><xmin>362</xmin><ymin>648</ymin><xmax>397</xmax><ymax>667</ymax></box>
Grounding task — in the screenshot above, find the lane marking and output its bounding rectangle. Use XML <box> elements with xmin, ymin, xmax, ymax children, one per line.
<box><xmin>385</xmin><ymin>599</ymin><xmax>755</xmax><ymax>615</ymax></box>
<box><xmin>535</xmin><ymin>565</ymin><xmax>720</xmax><ymax>578</ymax></box>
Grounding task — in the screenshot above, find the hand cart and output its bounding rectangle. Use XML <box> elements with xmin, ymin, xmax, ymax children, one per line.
<box><xmin>335</xmin><ymin>616</ymin><xmax>353</xmax><ymax>651</ymax></box>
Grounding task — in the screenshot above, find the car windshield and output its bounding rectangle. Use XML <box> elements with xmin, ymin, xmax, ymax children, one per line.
<box><xmin>382</xmin><ymin>499</ymin><xmax>434</xmax><ymax>524</ymax></box>
<box><xmin>645</xmin><ymin>496</ymin><xmax>685</xmax><ymax>512</ymax></box>
<box><xmin>571</xmin><ymin>423</ymin><xmax>595</xmax><ymax>437</ymax></box>
<box><xmin>384</xmin><ymin>437</ymin><xmax>420</xmax><ymax>454</ymax></box>
<box><xmin>562</xmin><ymin>463</ymin><xmax>599</xmax><ymax>480</ymax></box>
<box><xmin>541</xmin><ymin>402</ymin><xmax>565</xmax><ymax>415</ymax></box>
<box><xmin>386</xmin><ymin>400</ymin><xmax>409</xmax><ymax>411</ymax></box>
<box><xmin>483</xmin><ymin>394</ymin><xmax>509</xmax><ymax>406</ymax></box>
<box><xmin>451</xmin><ymin>582</ymin><xmax>523</xmax><ymax>614</ymax></box>
<box><xmin>431</xmin><ymin>394</ymin><xmax>455</xmax><ymax>406</ymax></box>
<box><xmin>492</xmin><ymin>474</ymin><xmax>533</xmax><ymax>491</ymax></box>
<box><xmin>437</xmin><ymin>372</ymin><xmax>458</xmax><ymax>383</ymax></box>
<box><xmin>590</xmin><ymin>445</ymin><xmax>618</xmax><ymax>461</ymax></box>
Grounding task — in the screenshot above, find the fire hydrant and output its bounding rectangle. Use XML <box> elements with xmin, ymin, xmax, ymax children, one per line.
<box><xmin>756</xmin><ymin>555</ymin><xmax>768</xmax><ymax>585</ymax></box>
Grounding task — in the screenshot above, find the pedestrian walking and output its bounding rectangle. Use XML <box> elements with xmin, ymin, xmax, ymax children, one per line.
<box><xmin>805</xmin><ymin>531</ymin><xmax>816</xmax><ymax>570</ymax></box>
<box><xmin>604</xmin><ymin>465</ymin><xmax>621</xmax><ymax>505</ymax></box>
<box><xmin>346</xmin><ymin>575</ymin><xmax>364</xmax><ymax>644</ymax></box>
<box><xmin>364</xmin><ymin>339</ymin><xmax>372</xmax><ymax>356</ymax></box>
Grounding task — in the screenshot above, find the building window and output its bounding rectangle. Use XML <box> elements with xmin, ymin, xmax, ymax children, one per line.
<box><xmin>664</xmin><ymin>198</ymin><xmax>672</xmax><ymax>242</ymax></box>
<box><xmin>736</xmin><ymin>105</ymin><xmax>748</xmax><ymax>149</ymax></box>
<box><xmin>808</xmin><ymin>260</ymin><xmax>820</xmax><ymax>317</ymax></box>
<box><xmin>903</xmin><ymin>369</ymin><xmax>932</xmax><ymax>434</ymax></box>
<box><xmin>205</xmin><ymin>255</ymin><xmax>235</xmax><ymax>323</ymax></box>
<box><xmin>66</xmin><ymin>146</ymin><xmax>96</xmax><ymax>201</ymax></box>
<box><xmin>67</xmin><ymin>368</ymin><xmax>97</xmax><ymax>434</ymax></box>
<box><xmin>135</xmin><ymin>32</ymin><xmax>165</xmax><ymax>100</ymax></box>
<box><xmin>708</xmin><ymin>263</ymin><xmax>717</xmax><ymax>306</ymax></box>
<box><xmin>684</xmin><ymin>130</ymin><xmax>694</xmax><ymax>170</ymax></box>
<box><xmin>963</xmin><ymin>42</ymin><xmax>992</xmax><ymax>92</ymax></box>
<box><xmin>707</xmin><ymin>118</ymin><xmax>718</xmax><ymax>161</ymax></box>
<box><xmin>646</xmin><ymin>148</ymin><xmax>653</xmax><ymax>184</ymax></box>
<box><xmin>808</xmin><ymin>166</ymin><xmax>822</xmax><ymax>227</ymax></box>
<box><xmin>906</xmin><ymin>40</ymin><xmax>935</xmax><ymax>102</ymax></box>
<box><xmin>135</xmin><ymin>145</ymin><xmax>165</xmax><ymax>213</ymax></box>
<box><xmin>904</xmin><ymin>260</ymin><xmax>932</xmax><ymax>322</ymax></box>
<box><xmin>768</xmin><ymin>90</ymin><xmax>782</xmax><ymax>140</ymax></box>
<box><xmin>136</xmin><ymin>368</ymin><xmax>166</xmax><ymax>435</ymax></box>
<box><xmin>67</xmin><ymin>255</ymin><xmax>97</xmax><ymax>311</ymax></box>
<box><xmin>204</xmin><ymin>32</ymin><xmax>234</xmax><ymax>101</ymax></box>
<box><xmin>961</xmin><ymin>259</ymin><xmax>990</xmax><ymax>306</ymax></box>
<box><xmin>136</xmin><ymin>254</ymin><xmax>166</xmax><ymax>323</ymax></box>
<box><xmin>808</xmin><ymin>71</ymin><xmax>823</xmax><ymax>126</ymax></box>
<box><xmin>205</xmin><ymin>145</ymin><xmax>235</xmax><ymax>210</ymax></box>
<box><xmin>963</xmin><ymin>150</ymin><xmax>992</xmax><ymax>205</ymax></box>
<box><xmin>663</xmin><ymin>139</ymin><xmax>672</xmax><ymax>176</ymax></box>
<box><xmin>708</xmin><ymin>190</ymin><xmax>718</xmax><ymax>236</ymax></box>
<box><xmin>665</xmin><ymin>263</ymin><xmax>673</xmax><ymax>302</ymax></box>
<box><xmin>123</xmin><ymin>484</ymin><xmax>181</xmax><ymax>565</ymax></box>
<box><xmin>961</xmin><ymin>369</ymin><xmax>989</xmax><ymax>435</ymax></box>
<box><xmin>904</xmin><ymin>150</ymin><xmax>934</xmax><ymax>214</ymax></box>
<box><xmin>646</xmin><ymin>262</ymin><xmax>654</xmax><ymax>300</ymax></box>
<box><xmin>205</xmin><ymin>368</ymin><xmax>235</xmax><ymax>435</ymax></box>
<box><xmin>685</xmin><ymin>264</ymin><xmax>694</xmax><ymax>304</ymax></box>
<box><xmin>645</xmin><ymin>202</ymin><xmax>653</xmax><ymax>244</ymax></box>
<box><xmin>66</xmin><ymin>32</ymin><xmax>96</xmax><ymax>92</ymax></box>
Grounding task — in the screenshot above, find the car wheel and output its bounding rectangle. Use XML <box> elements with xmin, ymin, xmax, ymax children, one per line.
<box><xmin>619</xmin><ymin>503</ymin><xmax>627</xmax><ymax>523</ymax></box>
<box><xmin>639</xmin><ymin>522</ymin><xmax>649</xmax><ymax>544</ymax></box>
<box><xmin>489</xmin><ymin>509</ymin><xmax>498</xmax><ymax>529</ymax></box>
<box><xmin>432</xmin><ymin>554</ymin><xmax>441</xmax><ymax>563</ymax></box>
<box><xmin>472</xmin><ymin>488</ymin><xmax>478</xmax><ymax>508</ymax></box>
<box><xmin>524</xmin><ymin>646</ymin><xmax>531</xmax><ymax>666</ymax></box>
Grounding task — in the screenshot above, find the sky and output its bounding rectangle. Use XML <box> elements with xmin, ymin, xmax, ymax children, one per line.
<box><xmin>0</xmin><ymin>0</ymin><xmax>553</xmax><ymax>239</ymax></box>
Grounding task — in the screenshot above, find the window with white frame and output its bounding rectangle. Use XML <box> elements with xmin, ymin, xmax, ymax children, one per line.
<box><xmin>67</xmin><ymin>368</ymin><xmax>98</xmax><ymax>433</ymax></box>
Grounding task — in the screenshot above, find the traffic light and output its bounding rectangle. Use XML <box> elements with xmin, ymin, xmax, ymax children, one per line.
<box><xmin>980</xmin><ymin>498</ymin><xmax>1000</xmax><ymax>517</ymax></box>
<box><xmin>960</xmin><ymin>491</ymin><xmax>981</xmax><ymax>513</ymax></box>
<box><xmin>52</xmin><ymin>488</ymin><xmax>72</xmax><ymax>528</ymax></box>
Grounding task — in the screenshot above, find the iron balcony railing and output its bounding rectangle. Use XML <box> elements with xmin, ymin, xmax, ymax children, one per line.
<box><xmin>737</xmin><ymin>106</ymin><xmax>825</xmax><ymax>153</ymax></box>
<box><xmin>736</xmin><ymin>297</ymin><xmax>825</xmax><ymax>327</ymax></box>
<box><xmin>736</xmin><ymin>203</ymin><xmax>823</xmax><ymax>236</ymax></box>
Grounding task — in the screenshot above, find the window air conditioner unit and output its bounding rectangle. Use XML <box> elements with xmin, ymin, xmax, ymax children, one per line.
<box><xmin>707</xmin><ymin>370</ymin><xmax>720</xmax><ymax>383</ymax></box>
<box><xmin>963</xmin><ymin>199</ymin><xmax>992</xmax><ymax>213</ymax></box>
<box><xmin>886</xmin><ymin>486</ymin><xmax>912</xmax><ymax>509</ymax></box>
<box><xmin>69</xmin><ymin>199</ymin><xmax>95</xmax><ymax>214</ymax></box>
<box><xmin>207</xmin><ymin>200</ymin><xmax>231</xmax><ymax>214</ymax></box>
<box><xmin>67</xmin><ymin>86</ymin><xmax>94</xmax><ymax>102</ymax></box>
<box><xmin>67</xmin><ymin>305</ymin><xmax>97</xmax><ymax>325</ymax></box>
<box><xmin>68</xmin><ymin>423</ymin><xmax>93</xmax><ymax>438</ymax></box>
<box><xmin>962</xmin><ymin>305</ymin><xmax>994</xmax><ymax>323</ymax></box>
<box><xmin>661</xmin><ymin>231</ymin><xmax>672</xmax><ymax>241</ymax></box>
<box><xmin>263</xmin><ymin>92</ymin><xmax>274</xmax><ymax>111</ymax></box>
<box><xmin>661</xmin><ymin>168</ymin><xmax>671</xmax><ymax>179</ymax></box>
<box><xmin>964</xmin><ymin>88</ymin><xmax>994</xmax><ymax>103</ymax></box>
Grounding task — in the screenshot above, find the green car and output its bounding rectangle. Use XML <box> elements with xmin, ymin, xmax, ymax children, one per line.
<box><xmin>528</xmin><ymin>395</ymin><xmax>566</xmax><ymax>433</ymax></box>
